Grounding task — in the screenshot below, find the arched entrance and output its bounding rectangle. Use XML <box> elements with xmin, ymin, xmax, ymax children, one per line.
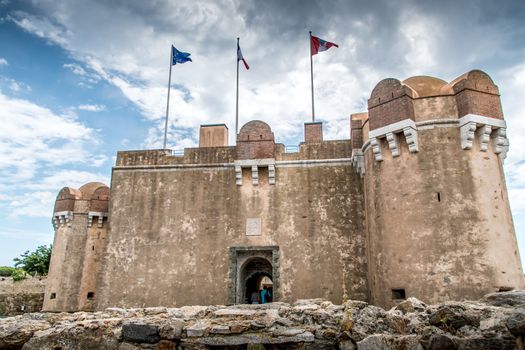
<box><xmin>229</xmin><ymin>246</ymin><xmax>279</xmax><ymax>304</ymax></box>
<box><xmin>241</xmin><ymin>258</ymin><xmax>273</xmax><ymax>303</ymax></box>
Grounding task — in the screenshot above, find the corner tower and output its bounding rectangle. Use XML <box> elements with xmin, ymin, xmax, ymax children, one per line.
<box><xmin>43</xmin><ymin>182</ymin><xmax>109</xmax><ymax>311</ymax></box>
<box><xmin>357</xmin><ymin>70</ymin><xmax>524</xmax><ymax>308</ymax></box>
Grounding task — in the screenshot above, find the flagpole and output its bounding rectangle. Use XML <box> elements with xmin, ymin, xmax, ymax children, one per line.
<box><xmin>163</xmin><ymin>46</ymin><xmax>173</xmax><ymax>150</ymax></box>
<box><xmin>309</xmin><ymin>31</ymin><xmax>315</xmax><ymax>122</ymax></box>
<box><xmin>235</xmin><ymin>37</ymin><xmax>240</xmax><ymax>137</ymax></box>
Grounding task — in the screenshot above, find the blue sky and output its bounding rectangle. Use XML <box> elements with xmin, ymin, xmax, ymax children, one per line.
<box><xmin>0</xmin><ymin>0</ymin><xmax>524</xmax><ymax>268</ymax></box>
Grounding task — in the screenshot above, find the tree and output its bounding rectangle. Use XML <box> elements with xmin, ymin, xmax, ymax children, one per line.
<box><xmin>13</xmin><ymin>245</ymin><xmax>52</xmax><ymax>275</ymax></box>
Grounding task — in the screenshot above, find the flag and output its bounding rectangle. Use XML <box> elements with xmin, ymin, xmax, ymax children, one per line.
<box><xmin>310</xmin><ymin>35</ymin><xmax>339</xmax><ymax>55</ymax></box>
<box><xmin>237</xmin><ymin>43</ymin><xmax>249</xmax><ymax>70</ymax></box>
<box><xmin>172</xmin><ymin>46</ymin><xmax>192</xmax><ymax>65</ymax></box>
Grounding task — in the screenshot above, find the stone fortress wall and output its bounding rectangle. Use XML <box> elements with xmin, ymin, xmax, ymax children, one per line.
<box><xmin>44</xmin><ymin>70</ymin><xmax>524</xmax><ymax>312</ymax></box>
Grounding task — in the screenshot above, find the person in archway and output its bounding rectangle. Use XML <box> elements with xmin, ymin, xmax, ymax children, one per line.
<box><xmin>250</xmin><ymin>290</ymin><xmax>259</xmax><ymax>304</ymax></box>
<box><xmin>261</xmin><ymin>286</ymin><xmax>271</xmax><ymax>304</ymax></box>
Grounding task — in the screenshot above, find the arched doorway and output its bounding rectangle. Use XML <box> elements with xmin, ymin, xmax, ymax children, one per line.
<box><xmin>229</xmin><ymin>246</ymin><xmax>279</xmax><ymax>304</ymax></box>
<box><xmin>239</xmin><ymin>257</ymin><xmax>272</xmax><ymax>304</ymax></box>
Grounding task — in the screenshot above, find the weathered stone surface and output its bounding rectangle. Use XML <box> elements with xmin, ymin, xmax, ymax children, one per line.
<box><xmin>121</xmin><ymin>323</ymin><xmax>161</xmax><ymax>344</ymax></box>
<box><xmin>480</xmin><ymin>290</ymin><xmax>525</xmax><ymax>307</ymax></box>
<box><xmin>427</xmin><ymin>334</ymin><xmax>458</xmax><ymax>350</ymax></box>
<box><xmin>506</xmin><ymin>311</ymin><xmax>525</xmax><ymax>336</ymax></box>
<box><xmin>394</xmin><ymin>297</ymin><xmax>427</xmax><ymax>314</ymax></box>
<box><xmin>429</xmin><ymin>305</ymin><xmax>480</xmax><ymax>330</ymax></box>
<box><xmin>0</xmin><ymin>294</ymin><xmax>524</xmax><ymax>349</ymax></box>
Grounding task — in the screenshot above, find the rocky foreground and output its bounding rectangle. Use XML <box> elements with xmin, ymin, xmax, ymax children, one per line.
<box><xmin>1</xmin><ymin>292</ymin><xmax>525</xmax><ymax>350</ymax></box>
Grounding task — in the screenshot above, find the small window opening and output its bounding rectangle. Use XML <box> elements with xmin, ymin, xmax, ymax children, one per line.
<box><xmin>247</xmin><ymin>135</ymin><xmax>250</xmax><ymax>140</ymax></box>
<box><xmin>260</xmin><ymin>134</ymin><xmax>263</xmax><ymax>139</ymax></box>
<box><xmin>92</xmin><ymin>245</ymin><xmax>95</xmax><ymax>251</ymax></box>
<box><xmin>50</xmin><ymin>292</ymin><xmax>56</xmax><ymax>299</ymax></box>
<box><xmin>498</xmin><ymin>286</ymin><xmax>513</xmax><ymax>292</ymax></box>
<box><xmin>391</xmin><ymin>92</ymin><xmax>394</xmax><ymax>98</ymax></box>
<box><xmin>391</xmin><ymin>288</ymin><xmax>406</xmax><ymax>300</ymax></box>
<box><xmin>437</xmin><ymin>192</ymin><xmax>441</xmax><ymax>202</ymax></box>
<box><xmin>378</xmin><ymin>97</ymin><xmax>381</xmax><ymax>103</ymax></box>
<box><xmin>87</xmin><ymin>292</ymin><xmax>95</xmax><ymax>300</ymax></box>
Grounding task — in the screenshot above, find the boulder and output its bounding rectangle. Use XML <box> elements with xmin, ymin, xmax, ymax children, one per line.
<box><xmin>121</xmin><ymin>323</ymin><xmax>160</xmax><ymax>344</ymax></box>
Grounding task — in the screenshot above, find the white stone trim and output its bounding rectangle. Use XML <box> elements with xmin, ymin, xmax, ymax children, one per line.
<box><xmin>493</xmin><ymin>128</ymin><xmax>509</xmax><ymax>160</ymax></box>
<box><xmin>235</xmin><ymin>165</ymin><xmax>242</xmax><ymax>186</ymax></box>
<box><xmin>268</xmin><ymin>164</ymin><xmax>276</xmax><ymax>185</ymax></box>
<box><xmin>367</xmin><ymin>119</ymin><xmax>419</xmax><ymax>161</ymax></box>
<box><xmin>386</xmin><ymin>132</ymin><xmax>400</xmax><ymax>157</ymax></box>
<box><xmin>477</xmin><ymin>124</ymin><xmax>492</xmax><ymax>152</ymax></box>
<box><xmin>87</xmin><ymin>211</ymin><xmax>108</xmax><ymax>228</ymax></box>
<box><xmin>251</xmin><ymin>165</ymin><xmax>259</xmax><ymax>186</ymax></box>
<box><xmin>369</xmin><ymin>119</ymin><xmax>417</xmax><ymax>139</ymax></box>
<box><xmin>458</xmin><ymin>114</ymin><xmax>509</xmax><ymax>160</ymax></box>
<box><xmin>370</xmin><ymin>138</ymin><xmax>383</xmax><ymax>161</ymax></box>
<box><xmin>416</xmin><ymin>119</ymin><xmax>459</xmax><ymax>130</ymax></box>
<box><xmin>52</xmin><ymin>211</ymin><xmax>73</xmax><ymax>230</ymax></box>
<box><xmin>460</xmin><ymin>122</ymin><xmax>477</xmax><ymax>150</ymax></box>
<box><xmin>458</xmin><ymin>114</ymin><xmax>506</xmax><ymax>129</ymax></box>
<box><xmin>234</xmin><ymin>158</ymin><xmax>275</xmax><ymax>167</ymax></box>
<box><xmin>403</xmin><ymin>127</ymin><xmax>419</xmax><ymax>153</ymax></box>
<box><xmin>351</xmin><ymin>149</ymin><xmax>365</xmax><ymax>177</ymax></box>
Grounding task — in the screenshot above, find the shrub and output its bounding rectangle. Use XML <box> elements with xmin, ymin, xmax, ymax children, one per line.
<box><xmin>0</xmin><ymin>266</ymin><xmax>16</xmax><ymax>277</ymax></box>
<box><xmin>11</xmin><ymin>268</ymin><xmax>27</xmax><ymax>282</ymax></box>
<box><xmin>13</xmin><ymin>245</ymin><xmax>52</xmax><ymax>275</ymax></box>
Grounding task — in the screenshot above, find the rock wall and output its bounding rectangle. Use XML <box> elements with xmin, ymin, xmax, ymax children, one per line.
<box><xmin>1</xmin><ymin>291</ymin><xmax>524</xmax><ymax>349</ymax></box>
<box><xmin>0</xmin><ymin>277</ymin><xmax>45</xmax><ymax>316</ymax></box>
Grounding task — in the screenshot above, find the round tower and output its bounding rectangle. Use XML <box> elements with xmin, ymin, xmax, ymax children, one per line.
<box><xmin>43</xmin><ymin>182</ymin><xmax>109</xmax><ymax>312</ymax></box>
<box><xmin>361</xmin><ymin>70</ymin><xmax>524</xmax><ymax>308</ymax></box>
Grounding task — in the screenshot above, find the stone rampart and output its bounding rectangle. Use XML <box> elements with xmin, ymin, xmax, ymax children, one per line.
<box><xmin>1</xmin><ymin>292</ymin><xmax>524</xmax><ymax>349</ymax></box>
<box><xmin>0</xmin><ymin>277</ymin><xmax>45</xmax><ymax>316</ymax></box>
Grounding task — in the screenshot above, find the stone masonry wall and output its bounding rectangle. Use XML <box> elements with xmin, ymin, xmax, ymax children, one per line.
<box><xmin>0</xmin><ymin>277</ymin><xmax>45</xmax><ymax>316</ymax></box>
<box><xmin>96</xmin><ymin>151</ymin><xmax>366</xmax><ymax>309</ymax></box>
<box><xmin>2</xmin><ymin>291</ymin><xmax>525</xmax><ymax>349</ymax></box>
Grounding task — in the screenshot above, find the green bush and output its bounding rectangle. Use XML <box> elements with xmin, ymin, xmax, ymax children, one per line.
<box><xmin>0</xmin><ymin>266</ymin><xmax>16</xmax><ymax>277</ymax></box>
<box><xmin>11</xmin><ymin>268</ymin><xmax>27</xmax><ymax>282</ymax></box>
<box><xmin>13</xmin><ymin>245</ymin><xmax>52</xmax><ymax>275</ymax></box>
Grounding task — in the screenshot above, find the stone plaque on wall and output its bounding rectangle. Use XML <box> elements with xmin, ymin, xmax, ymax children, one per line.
<box><xmin>246</xmin><ymin>218</ymin><xmax>261</xmax><ymax>236</ymax></box>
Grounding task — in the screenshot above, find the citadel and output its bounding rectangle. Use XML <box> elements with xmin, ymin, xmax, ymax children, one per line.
<box><xmin>44</xmin><ymin>69</ymin><xmax>524</xmax><ymax>312</ymax></box>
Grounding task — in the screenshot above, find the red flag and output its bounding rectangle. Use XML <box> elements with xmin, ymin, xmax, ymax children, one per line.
<box><xmin>237</xmin><ymin>43</ymin><xmax>250</xmax><ymax>70</ymax></box>
<box><xmin>311</xmin><ymin>35</ymin><xmax>339</xmax><ymax>55</ymax></box>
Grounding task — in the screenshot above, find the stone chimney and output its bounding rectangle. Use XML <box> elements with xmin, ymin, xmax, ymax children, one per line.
<box><xmin>199</xmin><ymin>124</ymin><xmax>229</xmax><ymax>147</ymax></box>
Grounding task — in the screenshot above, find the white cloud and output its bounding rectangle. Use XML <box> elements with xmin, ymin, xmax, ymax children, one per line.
<box><xmin>0</xmin><ymin>57</ymin><xmax>7</xmax><ymax>66</ymax></box>
<box><xmin>63</xmin><ymin>63</ymin><xmax>86</xmax><ymax>76</ymax></box>
<box><xmin>8</xmin><ymin>80</ymin><xmax>31</xmax><ymax>92</ymax></box>
<box><xmin>0</xmin><ymin>91</ymin><xmax>105</xmax><ymax>217</ymax></box>
<box><xmin>78</xmin><ymin>103</ymin><xmax>106</xmax><ymax>112</ymax></box>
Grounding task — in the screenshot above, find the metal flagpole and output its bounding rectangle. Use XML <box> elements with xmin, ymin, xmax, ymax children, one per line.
<box><xmin>235</xmin><ymin>37</ymin><xmax>240</xmax><ymax>137</ymax></box>
<box><xmin>163</xmin><ymin>46</ymin><xmax>174</xmax><ymax>150</ymax></box>
<box><xmin>309</xmin><ymin>31</ymin><xmax>315</xmax><ymax>122</ymax></box>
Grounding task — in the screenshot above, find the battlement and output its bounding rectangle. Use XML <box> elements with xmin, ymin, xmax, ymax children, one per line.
<box><xmin>351</xmin><ymin>70</ymin><xmax>509</xmax><ymax>168</ymax></box>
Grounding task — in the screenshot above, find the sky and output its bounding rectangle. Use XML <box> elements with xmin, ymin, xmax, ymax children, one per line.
<box><xmin>0</xmin><ymin>0</ymin><xmax>525</xmax><ymax>267</ymax></box>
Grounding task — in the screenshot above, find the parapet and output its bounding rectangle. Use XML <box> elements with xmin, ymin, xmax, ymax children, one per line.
<box><xmin>52</xmin><ymin>182</ymin><xmax>110</xmax><ymax>230</ymax></box>
<box><xmin>352</xmin><ymin>69</ymin><xmax>509</xmax><ymax>168</ymax></box>
<box><xmin>236</xmin><ymin>120</ymin><xmax>275</xmax><ymax>160</ymax></box>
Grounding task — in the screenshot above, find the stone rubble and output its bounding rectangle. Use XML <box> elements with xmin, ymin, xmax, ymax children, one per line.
<box><xmin>0</xmin><ymin>291</ymin><xmax>523</xmax><ymax>349</ymax></box>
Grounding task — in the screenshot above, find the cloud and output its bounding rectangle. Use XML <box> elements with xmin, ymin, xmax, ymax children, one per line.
<box><xmin>0</xmin><ymin>90</ymin><xmax>106</xmax><ymax>217</ymax></box>
<box><xmin>78</xmin><ymin>103</ymin><xmax>106</xmax><ymax>112</ymax></box>
<box><xmin>0</xmin><ymin>57</ymin><xmax>7</xmax><ymax>66</ymax></box>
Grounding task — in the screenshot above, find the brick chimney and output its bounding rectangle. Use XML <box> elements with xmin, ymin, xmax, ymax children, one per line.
<box><xmin>304</xmin><ymin>122</ymin><xmax>323</xmax><ymax>143</ymax></box>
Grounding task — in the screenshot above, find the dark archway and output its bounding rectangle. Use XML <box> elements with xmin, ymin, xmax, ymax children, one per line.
<box><xmin>239</xmin><ymin>257</ymin><xmax>272</xmax><ymax>304</ymax></box>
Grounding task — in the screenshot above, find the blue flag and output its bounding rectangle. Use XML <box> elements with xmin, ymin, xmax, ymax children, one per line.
<box><xmin>172</xmin><ymin>46</ymin><xmax>192</xmax><ymax>65</ymax></box>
